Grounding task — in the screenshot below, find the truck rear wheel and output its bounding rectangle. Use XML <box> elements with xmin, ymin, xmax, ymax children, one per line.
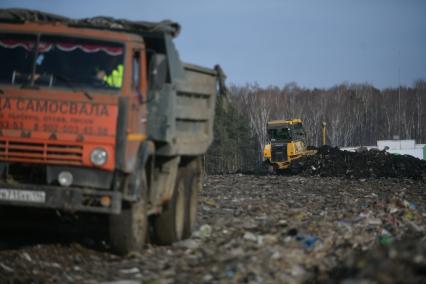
<box><xmin>109</xmin><ymin>171</ymin><xmax>148</xmax><ymax>255</ymax></box>
<box><xmin>183</xmin><ymin>166</ymin><xmax>201</xmax><ymax>238</ymax></box>
<box><xmin>152</xmin><ymin>173</ymin><xmax>186</xmax><ymax>245</ymax></box>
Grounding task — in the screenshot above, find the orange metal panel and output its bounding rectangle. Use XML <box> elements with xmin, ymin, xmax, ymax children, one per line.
<box><xmin>0</xmin><ymin>93</ymin><xmax>117</xmax><ymax>170</ymax></box>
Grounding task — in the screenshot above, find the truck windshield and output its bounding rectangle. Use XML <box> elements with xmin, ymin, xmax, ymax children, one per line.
<box><xmin>0</xmin><ymin>33</ymin><xmax>124</xmax><ymax>90</ymax></box>
<box><xmin>268</xmin><ymin>128</ymin><xmax>291</xmax><ymax>141</ymax></box>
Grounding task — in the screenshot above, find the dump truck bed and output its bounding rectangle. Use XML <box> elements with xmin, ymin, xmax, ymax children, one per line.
<box><xmin>148</xmin><ymin>42</ymin><xmax>219</xmax><ymax>156</ymax></box>
<box><xmin>173</xmin><ymin>63</ymin><xmax>217</xmax><ymax>155</ymax></box>
<box><xmin>147</xmin><ymin>61</ymin><xmax>218</xmax><ymax>157</ymax></box>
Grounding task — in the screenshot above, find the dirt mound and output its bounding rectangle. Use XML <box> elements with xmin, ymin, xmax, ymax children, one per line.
<box><xmin>290</xmin><ymin>146</ymin><xmax>426</xmax><ymax>180</ymax></box>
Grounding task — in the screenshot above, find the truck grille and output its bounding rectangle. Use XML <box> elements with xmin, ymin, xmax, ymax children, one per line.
<box><xmin>271</xmin><ymin>144</ymin><xmax>288</xmax><ymax>162</ymax></box>
<box><xmin>0</xmin><ymin>139</ymin><xmax>83</xmax><ymax>165</ymax></box>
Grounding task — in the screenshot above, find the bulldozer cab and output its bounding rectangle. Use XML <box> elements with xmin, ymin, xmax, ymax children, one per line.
<box><xmin>267</xmin><ymin>119</ymin><xmax>306</xmax><ymax>143</ymax></box>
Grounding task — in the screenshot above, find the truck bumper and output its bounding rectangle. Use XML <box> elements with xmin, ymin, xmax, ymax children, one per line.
<box><xmin>0</xmin><ymin>183</ymin><xmax>122</xmax><ymax>214</ymax></box>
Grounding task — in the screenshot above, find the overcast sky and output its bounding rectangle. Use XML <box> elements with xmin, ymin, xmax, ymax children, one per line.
<box><xmin>1</xmin><ymin>0</ymin><xmax>425</xmax><ymax>89</ymax></box>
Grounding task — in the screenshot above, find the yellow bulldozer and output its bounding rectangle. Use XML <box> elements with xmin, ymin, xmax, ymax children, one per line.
<box><xmin>263</xmin><ymin>119</ymin><xmax>316</xmax><ymax>173</ymax></box>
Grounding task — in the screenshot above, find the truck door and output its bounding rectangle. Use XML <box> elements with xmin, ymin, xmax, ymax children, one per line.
<box><xmin>125</xmin><ymin>48</ymin><xmax>148</xmax><ymax>171</ymax></box>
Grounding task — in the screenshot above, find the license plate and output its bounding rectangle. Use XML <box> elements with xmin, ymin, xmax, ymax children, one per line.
<box><xmin>0</xmin><ymin>189</ymin><xmax>46</xmax><ymax>203</ymax></box>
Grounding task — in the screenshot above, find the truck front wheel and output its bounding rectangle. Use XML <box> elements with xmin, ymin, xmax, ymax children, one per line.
<box><xmin>109</xmin><ymin>171</ymin><xmax>148</xmax><ymax>255</ymax></box>
<box><xmin>152</xmin><ymin>173</ymin><xmax>186</xmax><ymax>245</ymax></box>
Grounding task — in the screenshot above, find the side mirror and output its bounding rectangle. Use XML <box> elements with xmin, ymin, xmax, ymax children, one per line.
<box><xmin>149</xmin><ymin>54</ymin><xmax>168</xmax><ymax>91</ymax></box>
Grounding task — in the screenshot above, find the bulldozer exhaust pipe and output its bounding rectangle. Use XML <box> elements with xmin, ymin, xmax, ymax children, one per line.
<box><xmin>322</xmin><ymin>122</ymin><xmax>327</xmax><ymax>145</ymax></box>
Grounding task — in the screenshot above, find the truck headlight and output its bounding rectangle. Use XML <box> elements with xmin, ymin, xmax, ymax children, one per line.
<box><xmin>58</xmin><ymin>171</ymin><xmax>73</xmax><ymax>187</ymax></box>
<box><xmin>90</xmin><ymin>148</ymin><xmax>108</xmax><ymax>166</ymax></box>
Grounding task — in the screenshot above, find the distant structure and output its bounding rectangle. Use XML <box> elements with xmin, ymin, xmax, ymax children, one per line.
<box><xmin>342</xmin><ymin>140</ymin><xmax>426</xmax><ymax>160</ymax></box>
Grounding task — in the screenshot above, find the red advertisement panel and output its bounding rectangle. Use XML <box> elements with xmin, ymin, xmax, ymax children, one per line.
<box><xmin>0</xmin><ymin>97</ymin><xmax>118</xmax><ymax>137</ymax></box>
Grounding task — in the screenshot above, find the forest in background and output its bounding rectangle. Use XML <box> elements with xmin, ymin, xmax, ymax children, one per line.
<box><xmin>205</xmin><ymin>80</ymin><xmax>426</xmax><ymax>174</ymax></box>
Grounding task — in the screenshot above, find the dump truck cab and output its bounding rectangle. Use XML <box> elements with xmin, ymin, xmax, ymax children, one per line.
<box><xmin>263</xmin><ymin>119</ymin><xmax>313</xmax><ymax>172</ymax></box>
<box><xmin>0</xmin><ymin>20</ymin><xmax>148</xmax><ymax>211</ymax></box>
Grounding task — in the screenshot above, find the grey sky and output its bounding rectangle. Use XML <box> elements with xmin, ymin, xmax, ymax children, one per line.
<box><xmin>1</xmin><ymin>0</ymin><xmax>425</xmax><ymax>89</ymax></box>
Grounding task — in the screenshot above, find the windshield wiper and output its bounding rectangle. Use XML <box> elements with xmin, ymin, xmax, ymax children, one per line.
<box><xmin>53</xmin><ymin>74</ymin><xmax>93</xmax><ymax>101</ymax></box>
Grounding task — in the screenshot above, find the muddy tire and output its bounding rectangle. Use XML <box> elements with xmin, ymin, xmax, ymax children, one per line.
<box><xmin>109</xmin><ymin>171</ymin><xmax>148</xmax><ymax>255</ymax></box>
<box><xmin>152</xmin><ymin>173</ymin><xmax>186</xmax><ymax>245</ymax></box>
<box><xmin>183</xmin><ymin>167</ymin><xmax>201</xmax><ymax>238</ymax></box>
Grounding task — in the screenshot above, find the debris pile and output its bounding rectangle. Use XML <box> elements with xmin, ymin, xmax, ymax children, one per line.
<box><xmin>290</xmin><ymin>145</ymin><xmax>426</xmax><ymax>179</ymax></box>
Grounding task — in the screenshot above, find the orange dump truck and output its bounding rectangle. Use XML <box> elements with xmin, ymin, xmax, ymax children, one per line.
<box><xmin>0</xmin><ymin>9</ymin><xmax>225</xmax><ymax>254</ymax></box>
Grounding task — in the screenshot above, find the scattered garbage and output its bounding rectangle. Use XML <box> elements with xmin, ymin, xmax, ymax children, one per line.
<box><xmin>193</xmin><ymin>224</ymin><xmax>212</xmax><ymax>238</ymax></box>
<box><xmin>21</xmin><ymin>252</ymin><xmax>33</xmax><ymax>262</ymax></box>
<box><xmin>295</xmin><ymin>234</ymin><xmax>320</xmax><ymax>250</ymax></box>
<box><xmin>119</xmin><ymin>267</ymin><xmax>140</xmax><ymax>274</ymax></box>
<box><xmin>378</xmin><ymin>234</ymin><xmax>394</xmax><ymax>246</ymax></box>
<box><xmin>174</xmin><ymin>239</ymin><xmax>201</xmax><ymax>250</ymax></box>
<box><xmin>243</xmin><ymin>232</ymin><xmax>258</xmax><ymax>242</ymax></box>
<box><xmin>0</xmin><ymin>263</ymin><xmax>14</xmax><ymax>273</ymax></box>
<box><xmin>202</xmin><ymin>273</ymin><xmax>214</xmax><ymax>282</ymax></box>
<box><xmin>100</xmin><ymin>281</ymin><xmax>140</xmax><ymax>284</ymax></box>
<box><xmin>0</xmin><ymin>174</ymin><xmax>425</xmax><ymax>283</ymax></box>
<box><xmin>330</xmin><ymin>232</ymin><xmax>426</xmax><ymax>283</ymax></box>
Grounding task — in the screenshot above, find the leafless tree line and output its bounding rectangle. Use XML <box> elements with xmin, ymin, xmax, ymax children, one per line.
<box><xmin>234</xmin><ymin>80</ymin><xmax>426</xmax><ymax>146</ymax></box>
<box><xmin>206</xmin><ymin>80</ymin><xmax>426</xmax><ymax>174</ymax></box>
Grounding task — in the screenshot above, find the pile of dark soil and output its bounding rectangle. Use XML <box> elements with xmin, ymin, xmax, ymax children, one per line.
<box><xmin>290</xmin><ymin>146</ymin><xmax>426</xmax><ymax>179</ymax></box>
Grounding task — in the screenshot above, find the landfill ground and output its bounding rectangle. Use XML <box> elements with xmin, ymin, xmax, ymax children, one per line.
<box><xmin>1</xmin><ymin>174</ymin><xmax>426</xmax><ymax>284</ymax></box>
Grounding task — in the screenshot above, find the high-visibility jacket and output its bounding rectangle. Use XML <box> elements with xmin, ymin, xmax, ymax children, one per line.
<box><xmin>103</xmin><ymin>64</ymin><xmax>123</xmax><ymax>88</ymax></box>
